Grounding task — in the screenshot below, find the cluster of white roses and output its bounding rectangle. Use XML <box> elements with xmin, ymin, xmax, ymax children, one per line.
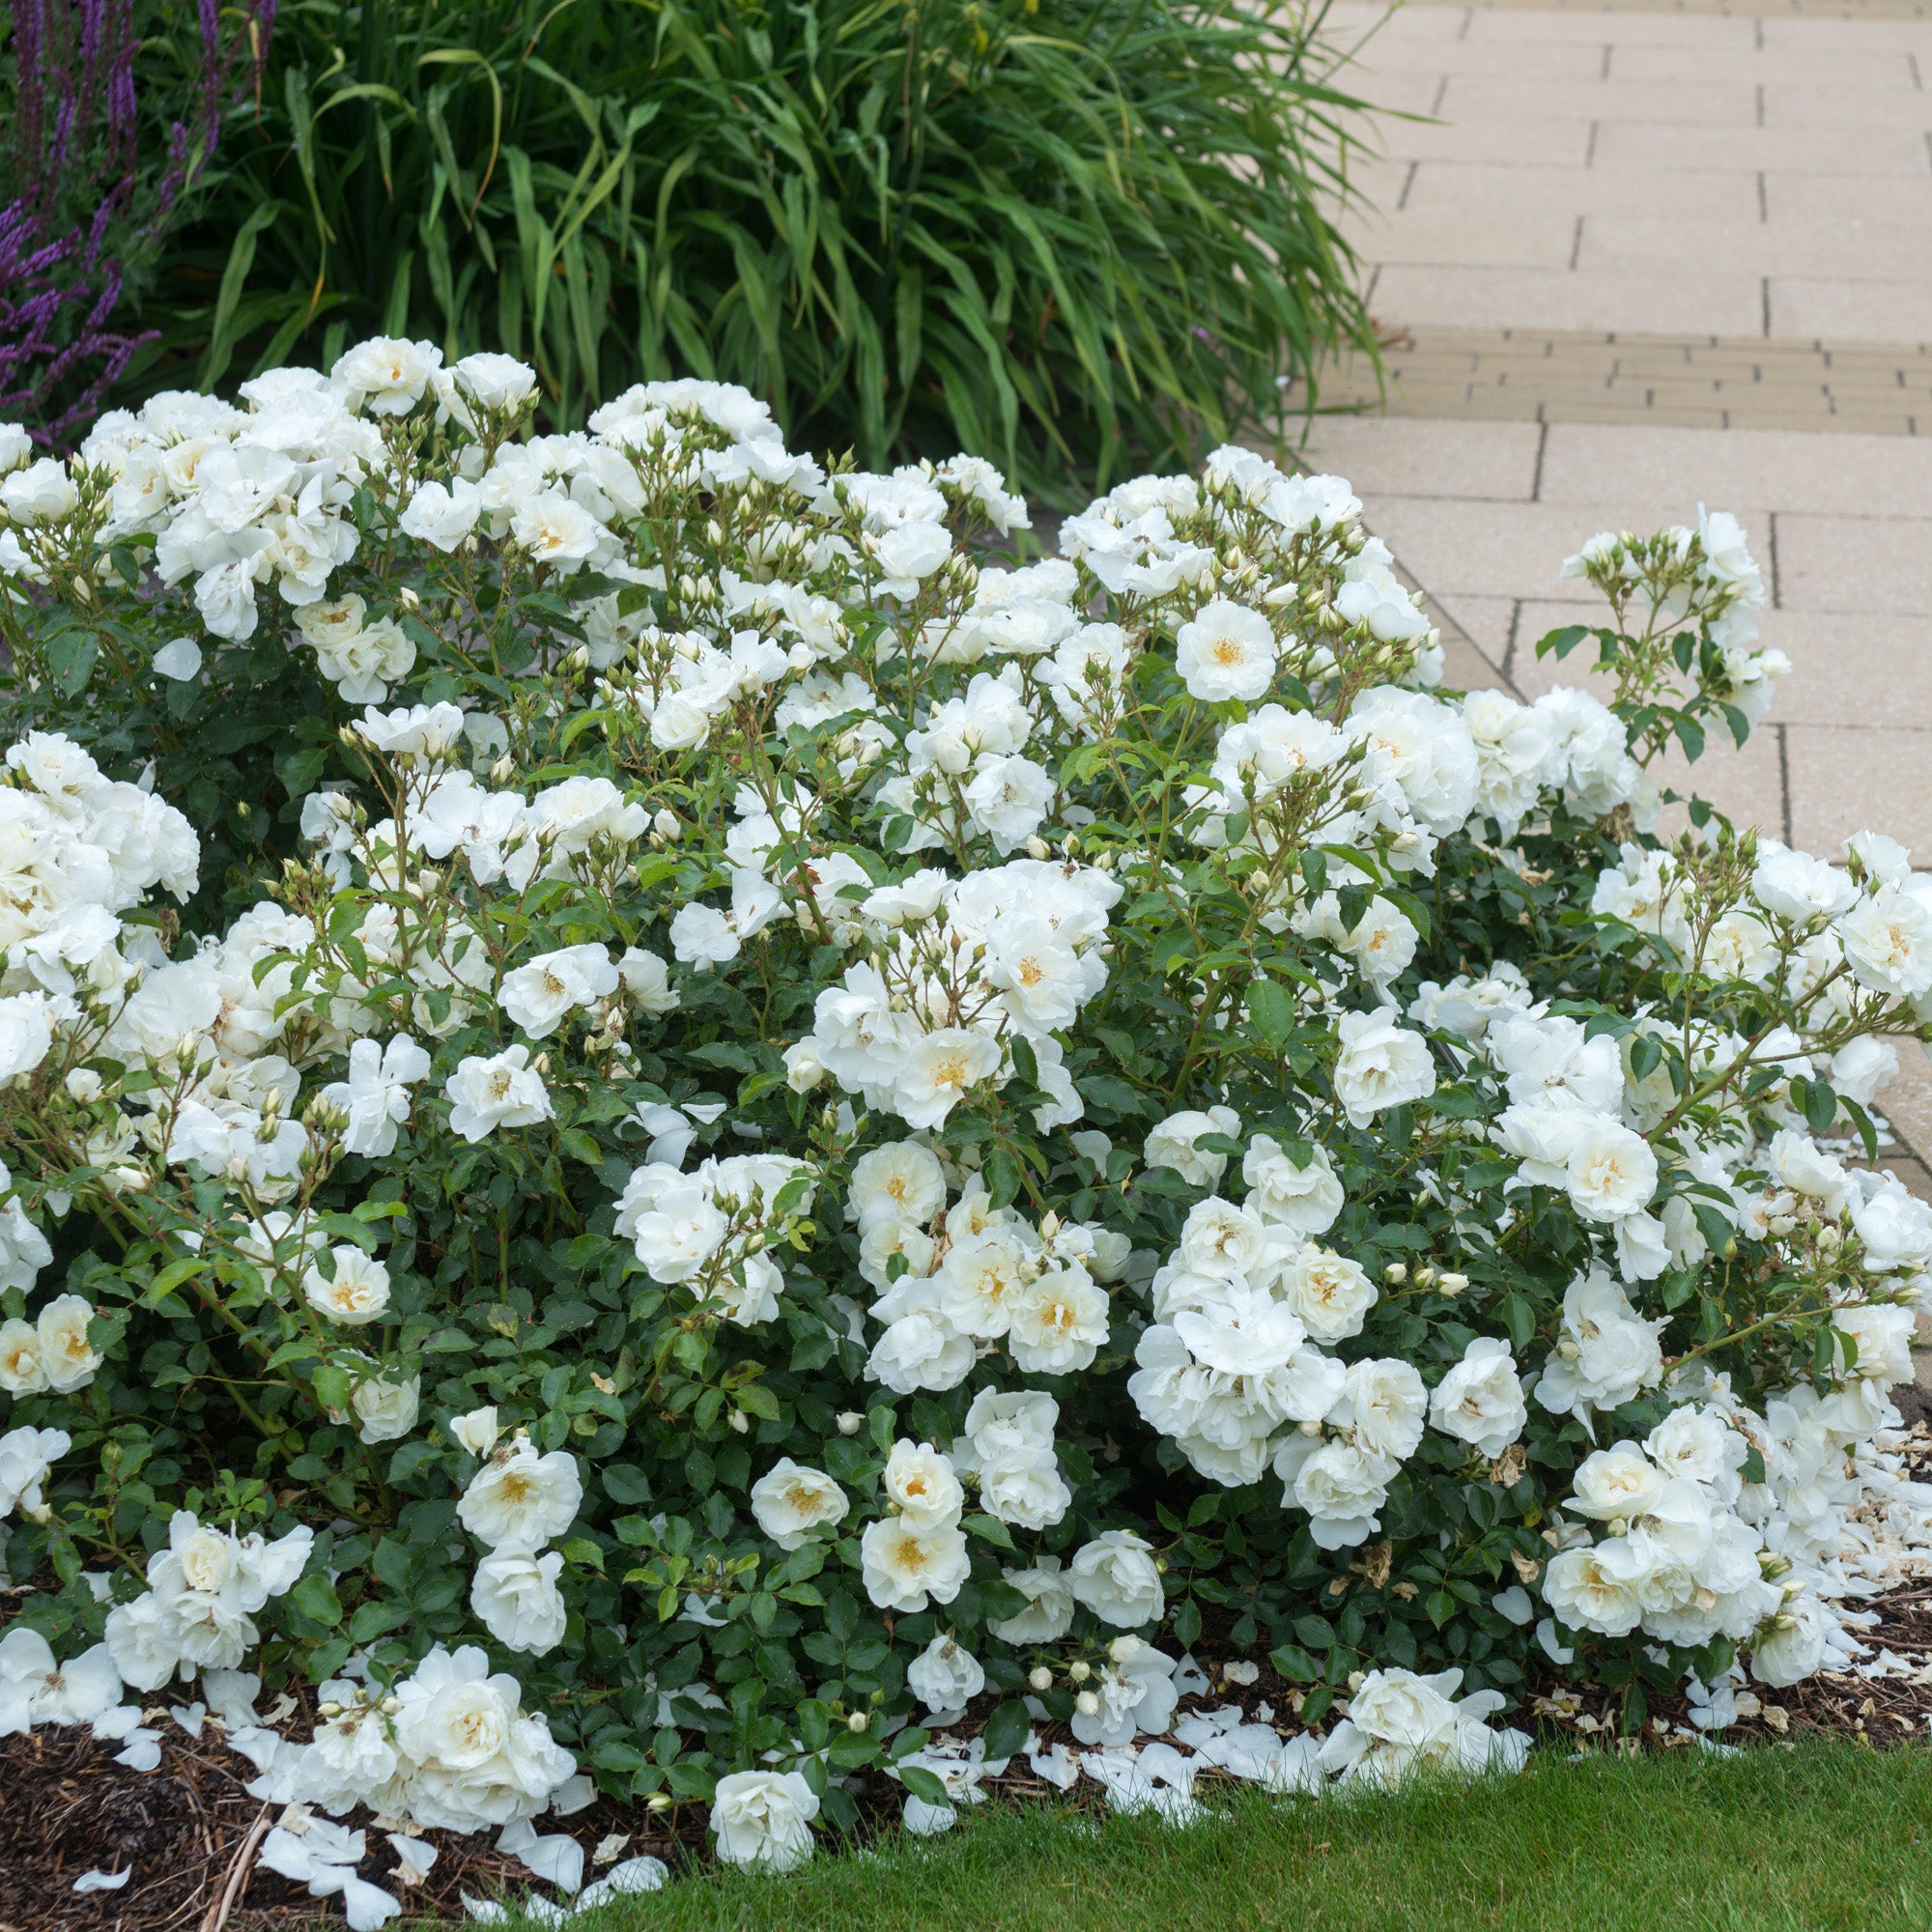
<box><xmin>839</xmin><ymin>1140</ymin><xmax>1125</xmax><ymax>1394</ymax></box>
<box><xmin>455</xmin><ymin>1423</ymin><xmax>585</xmax><ymax>1658</ymax></box>
<box><xmin>789</xmin><ymin>858</ymin><xmax>1117</xmax><ymax>1132</ymax></box>
<box><xmin>615</xmin><ymin>1151</ymin><xmax>816</xmax><ymax>1327</ymax></box>
<box><xmin>103</xmin><ymin>1509</ymin><xmax>316</xmax><ymax>1689</ymax></box>
<box><xmin>248</xmin><ymin>1642</ymin><xmax>577</xmax><ymax>1833</ymax></box>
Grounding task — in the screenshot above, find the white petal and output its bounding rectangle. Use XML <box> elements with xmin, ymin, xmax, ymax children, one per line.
<box><xmin>340</xmin><ymin>1874</ymin><xmax>403</xmax><ymax>1931</ymax></box>
<box><xmin>114</xmin><ymin>1729</ymin><xmax>163</xmax><ymax>1772</ymax></box>
<box><xmin>72</xmin><ymin>1869</ymin><xmax>132</xmax><ymax>1893</ymax></box>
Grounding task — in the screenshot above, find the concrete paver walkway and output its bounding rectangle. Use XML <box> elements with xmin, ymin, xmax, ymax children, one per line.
<box><xmin>1310</xmin><ymin>0</ymin><xmax>1932</xmax><ymax>851</ymax></box>
<box><xmin>1305</xmin><ymin>0</ymin><xmax>1932</xmax><ymax>1182</ymax></box>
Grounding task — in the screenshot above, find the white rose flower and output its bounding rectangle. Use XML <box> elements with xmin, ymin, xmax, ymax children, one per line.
<box><xmin>1542</xmin><ymin>1545</ymin><xmax>1644</xmax><ymax>1637</ymax></box>
<box><xmin>1281</xmin><ymin>1245</ymin><xmax>1377</xmax><ymax>1343</ymax></box>
<box><xmin>1333</xmin><ymin>1356</ymin><xmax>1427</xmax><ymax>1461</ymax></box>
<box><xmin>512</xmin><ymin>492</ymin><xmax>608</xmax><ymax>574</ymax></box>
<box><xmin>628</xmin><ymin>1182</ymin><xmax>728</xmax><ymax>1285</ymax></box>
<box><xmin>1428</xmin><ymin>1339</ymin><xmax>1526</xmax><ymax>1459</ymax></box>
<box><xmin>0</xmin><ymin>992</ymin><xmax>53</xmax><ymax>1081</ymax></box>
<box><xmin>444</xmin><ymin>1044</ymin><xmax>554</xmax><ymax>1143</ymax></box>
<box><xmin>1837</xmin><ymin>883</ymin><xmax>1932</xmax><ymax>1000</ymax></box>
<box><xmin>892</xmin><ymin>1027</ymin><xmax>1003</xmax><ymax>1130</ymax></box>
<box><xmin>979</xmin><ymin>1451</ymin><xmax>1072</xmax><ymax>1531</ymax></box>
<box><xmin>0</xmin><ymin>1316</ymin><xmax>47</xmax><ymax>1395</ymax></box>
<box><xmin>302</xmin><ymin>1245</ymin><xmax>392</xmax><ymax>1326</ymax></box>
<box><xmin>1568</xmin><ymin>1443</ymin><xmax>1669</xmax><ymax>1521</ymax></box>
<box><xmin>499</xmin><ymin>943</ymin><xmax>619</xmax><ymax>1038</ymax></box>
<box><xmin>1833</xmin><ymin>1301</ymin><xmax>1915</xmax><ymax>1388</ymax></box>
<box><xmin>1068</xmin><ymin>1528</ymin><xmax>1163</xmax><ymax>1628</ymax></box>
<box><xmin>883</xmin><ymin>1439</ymin><xmax>965</xmax><ymax>1526</ymax></box>
<box><xmin>847</xmin><ymin>1141</ymin><xmax>947</xmax><ymax>1231</ymax></box>
<box><xmin>1242</xmin><ymin>1136</ymin><xmax>1344</xmax><ymax>1235</ymax></box>
<box><xmin>1174</xmin><ymin>599</ymin><xmax>1279</xmax><ymax>702</ymax></box>
<box><xmin>1752</xmin><ymin>844</ymin><xmax>1856</xmax><ymax>923</ymax></box>
<box><xmin>1331</xmin><ymin>1009</ymin><xmax>1435</xmax><ymax>1128</ymax></box>
<box><xmin>867</xmin><ymin>1312</ymin><xmax>975</xmax><ymax>1393</ymax></box>
<box><xmin>471</xmin><ymin>1547</ymin><xmax>568</xmax><ymax>1655</ymax></box>
<box><xmin>451</xmin><ymin>352</ymin><xmax>538</xmax><ymax>412</ymax></box>
<box><xmin>710</xmin><ymin>1769</ymin><xmax>820</xmax><ymax>1872</ymax></box>
<box><xmin>319</xmin><ymin>1034</ymin><xmax>433</xmax><ymax>1158</ymax></box>
<box><xmin>450</xmin><ymin>1406</ymin><xmax>501</xmax><ymax>1456</ymax></box>
<box><xmin>398</xmin><ymin>477</ymin><xmax>483</xmax><ymax>551</ymax></box>
<box><xmin>0</xmin><ymin>1423</ymin><xmax>70</xmax><ymax>1518</ymax></box>
<box><xmin>906</xmin><ymin>1634</ymin><xmax>985</xmax><ymax>1721</ymax></box>
<box><xmin>860</xmin><ymin>1515</ymin><xmax>971</xmax><ymax>1611</ymax></box>
<box><xmin>1008</xmin><ymin>1264</ymin><xmax>1110</xmax><ymax>1375</ymax></box>
<box><xmin>751</xmin><ymin>1459</ymin><xmax>850</xmax><ymax>1549</ymax></box>
<box><xmin>0</xmin><ymin>456</ymin><xmax>78</xmax><ymax>524</ymax></box>
<box><xmin>618</xmin><ymin>946</ymin><xmax>679</xmax><ymax>1015</ymax></box>
<box><xmin>963</xmin><ymin>1388</ymin><xmax>1058</xmax><ymax>1458</ymax></box>
<box><xmin>1851</xmin><ymin>1179</ymin><xmax>1932</xmax><ymax>1275</ymax></box>
<box><xmin>1534</xmin><ymin>1267</ymin><xmax>1664</xmax><ymax>1420</ymax></box>
<box><xmin>350</xmin><ymin>1373</ymin><xmax>420</xmax><ymax>1444</ymax></box>
<box><xmin>35</xmin><ymin>1294</ymin><xmax>102</xmax><ymax>1393</ymax></box>
<box><xmin>1279</xmin><ymin>1435</ymin><xmax>1397</xmax><ymax>1548</ymax></box>
<box><xmin>1565</xmin><ymin>1120</ymin><xmax>1659</xmax><ymax>1223</ymax></box>
<box><xmin>1748</xmin><ymin>1594</ymin><xmax>1827</xmax><ymax>1689</ymax></box>
<box><xmin>333</xmin><ymin>335</ymin><xmax>442</xmax><ymax>415</ymax></box>
<box><xmin>458</xmin><ymin>1437</ymin><xmax>583</xmax><ymax>1548</ymax></box>
<box><xmin>103</xmin><ymin>1591</ymin><xmax>185</xmax><ymax>1691</ymax></box>
<box><xmin>987</xmin><ymin>1555</ymin><xmax>1077</xmax><ymax>1643</ymax></box>
<box><xmin>1144</xmin><ymin>1107</ymin><xmax>1241</xmax><ymax>1187</ymax></box>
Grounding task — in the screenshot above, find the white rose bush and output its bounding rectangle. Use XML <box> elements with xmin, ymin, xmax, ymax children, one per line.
<box><xmin>2</xmin><ymin>343</ymin><xmax>1932</xmax><ymax>1883</ymax></box>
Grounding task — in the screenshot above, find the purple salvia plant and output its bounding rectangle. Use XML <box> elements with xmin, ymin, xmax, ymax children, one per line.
<box><xmin>0</xmin><ymin>0</ymin><xmax>275</xmax><ymax>446</ymax></box>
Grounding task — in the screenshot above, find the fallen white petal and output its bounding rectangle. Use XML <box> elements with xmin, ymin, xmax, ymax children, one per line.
<box><xmin>462</xmin><ymin>1895</ymin><xmax>510</xmax><ymax>1925</ymax></box>
<box><xmin>902</xmin><ymin>1794</ymin><xmax>957</xmax><ymax>1835</ymax></box>
<box><xmin>387</xmin><ymin>1833</ymin><xmax>438</xmax><ymax>1884</ymax></box>
<box><xmin>575</xmin><ymin>1857</ymin><xmax>668</xmax><ymax>1908</ymax></box>
<box><xmin>114</xmin><ymin>1729</ymin><xmax>163</xmax><ymax>1773</ymax></box>
<box><xmin>90</xmin><ymin>1705</ymin><xmax>144</xmax><ymax>1743</ymax></box>
<box><xmin>590</xmin><ymin>1833</ymin><xmax>630</xmax><ymax>1867</ymax></box>
<box><xmin>340</xmin><ymin>1873</ymin><xmax>404</xmax><ymax>1931</ymax></box>
<box><xmin>525</xmin><ymin>1897</ymin><xmax>574</xmax><ymax>1929</ymax></box>
<box><xmin>1027</xmin><ymin>1742</ymin><xmax>1081</xmax><ymax>1791</ymax></box>
<box><xmin>498</xmin><ymin>1817</ymin><xmax>584</xmax><ymax>1895</ymax></box>
<box><xmin>72</xmin><ymin>1869</ymin><xmax>131</xmax><ymax>1893</ymax></box>
<box><xmin>170</xmin><ymin>1701</ymin><xmax>207</xmax><ymax>1739</ymax></box>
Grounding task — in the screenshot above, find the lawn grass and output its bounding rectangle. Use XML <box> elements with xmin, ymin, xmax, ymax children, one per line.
<box><xmin>575</xmin><ymin>1742</ymin><xmax>1932</xmax><ymax>1932</ymax></box>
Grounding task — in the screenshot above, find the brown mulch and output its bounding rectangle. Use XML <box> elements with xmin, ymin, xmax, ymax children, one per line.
<box><xmin>11</xmin><ymin>1422</ymin><xmax>1932</xmax><ymax>1930</ymax></box>
<box><xmin>0</xmin><ymin>1716</ymin><xmax>704</xmax><ymax>1932</ymax></box>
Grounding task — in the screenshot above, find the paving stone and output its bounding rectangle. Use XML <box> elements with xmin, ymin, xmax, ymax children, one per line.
<box><xmin>1536</xmin><ymin>423</ymin><xmax>1932</xmax><ymax>512</ymax></box>
<box><xmin>1592</xmin><ymin>121</ymin><xmax>1932</xmax><ymax>174</ymax></box>
<box><xmin>1786</xmin><ymin>724</ymin><xmax>1932</xmax><ymax>851</ymax></box>
<box><xmin>1770</xmin><ymin>278</ymin><xmax>1932</xmax><ymax>341</ymax></box>
<box><xmin>1773</xmin><ymin>512</ymin><xmax>1932</xmax><ymax>612</ymax></box>
<box><xmin>1369</xmin><ymin>264</ymin><xmax>1770</xmax><ymax>333</ymax></box>
<box><xmin>1298</xmin><ymin>415</ymin><xmax>1547</xmax><ymax>497</ymax></box>
<box><xmin>1438</xmin><ymin>73</ymin><xmax>1767</xmax><ymax>124</ymax></box>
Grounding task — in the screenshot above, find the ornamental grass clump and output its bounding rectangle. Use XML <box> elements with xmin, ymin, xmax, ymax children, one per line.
<box><xmin>126</xmin><ymin>0</ymin><xmax>1377</xmax><ymax>501</ymax></box>
<box><xmin>3</xmin><ymin>343</ymin><xmax>1932</xmax><ymax>1889</ymax></box>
